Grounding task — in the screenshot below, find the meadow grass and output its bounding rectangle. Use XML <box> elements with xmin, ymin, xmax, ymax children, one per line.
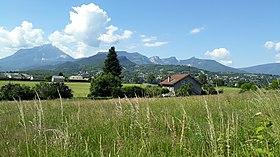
<box><xmin>0</xmin><ymin>91</ymin><xmax>279</xmax><ymax>156</ymax></box>
<box><xmin>216</xmin><ymin>86</ymin><xmax>240</xmax><ymax>94</ymax></box>
<box><xmin>64</xmin><ymin>82</ymin><xmax>90</xmax><ymax>98</ymax></box>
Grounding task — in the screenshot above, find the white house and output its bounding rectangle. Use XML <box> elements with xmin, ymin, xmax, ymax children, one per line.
<box><xmin>51</xmin><ymin>76</ymin><xmax>65</xmax><ymax>83</ymax></box>
<box><xmin>69</xmin><ymin>75</ymin><xmax>83</xmax><ymax>80</ymax></box>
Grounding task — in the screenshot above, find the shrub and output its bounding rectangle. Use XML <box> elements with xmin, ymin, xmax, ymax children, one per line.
<box><xmin>213</xmin><ymin>79</ymin><xmax>225</xmax><ymax>86</ymax></box>
<box><xmin>111</xmin><ymin>87</ymin><xmax>123</xmax><ymax>98</ymax></box>
<box><xmin>144</xmin><ymin>85</ymin><xmax>169</xmax><ymax>97</ymax></box>
<box><xmin>269</xmin><ymin>80</ymin><xmax>280</xmax><ymax>90</ymax></box>
<box><xmin>160</xmin><ymin>88</ymin><xmax>170</xmax><ymax>95</ymax></box>
<box><xmin>144</xmin><ymin>85</ymin><xmax>160</xmax><ymax>97</ymax></box>
<box><xmin>176</xmin><ymin>84</ymin><xmax>192</xmax><ymax>96</ymax></box>
<box><xmin>240</xmin><ymin>83</ymin><xmax>258</xmax><ymax>93</ymax></box>
<box><xmin>237</xmin><ymin>80</ymin><xmax>247</xmax><ymax>88</ymax></box>
<box><xmin>202</xmin><ymin>84</ymin><xmax>218</xmax><ymax>95</ymax></box>
<box><xmin>89</xmin><ymin>73</ymin><xmax>122</xmax><ymax>98</ymax></box>
<box><xmin>122</xmin><ymin>86</ymin><xmax>145</xmax><ymax>98</ymax></box>
<box><xmin>0</xmin><ymin>83</ymin><xmax>35</xmax><ymax>101</ymax></box>
<box><xmin>34</xmin><ymin>82</ymin><xmax>73</xmax><ymax>100</ymax></box>
<box><xmin>122</xmin><ymin>85</ymin><xmax>170</xmax><ymax>98</ymax></box>
<box><xmin>201</xmin><ymin>90</ymin><xmax>207</xmax><ymax>95</ymax></box>
<box><xmin>218</xmin><ymin>89</ymin><xmax>224</xmax><ymax>94</ymax></box>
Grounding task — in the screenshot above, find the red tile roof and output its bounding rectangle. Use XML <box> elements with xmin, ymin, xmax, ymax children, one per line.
<box><xmin>160</xmin><ymin>74</ymin><xmax>191</xmax><ymax>85</ymax></box>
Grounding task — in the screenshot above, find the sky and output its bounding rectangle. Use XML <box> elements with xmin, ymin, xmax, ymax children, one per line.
<box><xmin>0</xmin><ymin>0</ymin><xmax>279</xmax><ymax>68</ymax></box>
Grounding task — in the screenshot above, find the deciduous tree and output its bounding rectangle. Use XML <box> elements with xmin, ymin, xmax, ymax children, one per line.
<box><xmin>89</xmin><ymin>73</ymin><xmax>122</xmax><ymax>98</ymax></box>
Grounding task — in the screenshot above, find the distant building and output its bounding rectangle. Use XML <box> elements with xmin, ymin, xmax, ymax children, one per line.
<box><xmin>160</xmin><ymin>74</ymin><xmax>202</xmax><ymax>95</ymax></box>
<box><xmin>69</xmin><ymin>75</ymin><xmax>90</xmax><ymax>81</ymax></box>
<box><xmin>4</xmin><ymin>73</ymin><xmax>22</xmax><ymax>79</ymax></box>
<box><xmin>30</xmin><ymin>76</ymin><xmax>45</xmax><ymax>81</ymax></box>
<box><xmin>0</xmin><ymin>73</ymin><xmax>6</xmax><ymax>79</ymax></box>
<box><xmin>21</xmin><ymin>73</ymin><xmax>31</xmax><ymax>79</ymax></box>
<box><xmin>51</xmin><ymin>76</ymin><xmax>65</xmax><ymax>83</ymax></box>
<box><xmin>69</xmin><ymin>75</ymin><xmax>83</xmax><ymax>80</ymax></box>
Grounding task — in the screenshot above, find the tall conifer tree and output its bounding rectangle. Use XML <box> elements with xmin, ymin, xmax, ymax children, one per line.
<box><xmin>89</xmin><ymin>46</ymin><xmax>123</xmax><ymax>98</ymax></box>
<box><xmin>103</xmin><ymin>47</ymin><xmax>122</xmax><ymax>77</ymax></box>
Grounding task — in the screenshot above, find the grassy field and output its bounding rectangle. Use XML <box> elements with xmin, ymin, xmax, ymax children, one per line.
<box><xmin>0</xmin><ymin>91</ymin><xmax>279</xmax><ymax>156</ymax></box>
<box><xmin>217</xmin><ymin>86</ymin><xmax>241</xmax><ymax>94</ymax></box>
<box><xmin>65</xmin><ymin>82</ymin><xmax>90</xmax><ymax>97</ymax></box>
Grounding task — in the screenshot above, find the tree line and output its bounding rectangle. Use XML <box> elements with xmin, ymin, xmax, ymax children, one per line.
<box><xmin>0</xmin><ymin>82</ymin><xmax>72</xmax><ymax>101</ymax></box>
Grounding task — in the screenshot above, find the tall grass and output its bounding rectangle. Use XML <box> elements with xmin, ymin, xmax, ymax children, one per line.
<box><xmin>0</xmin><ymin>91</ymin><xmax>280</xmax><ymax>156</ymax></box>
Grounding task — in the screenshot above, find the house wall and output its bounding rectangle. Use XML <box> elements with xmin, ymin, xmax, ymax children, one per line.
<box><xmin>51</xmin><ymin>76</ymin><xmax>65</xmax><ymax>83</ymax></box>
<box><xmin>52</xmin><ymin>78</ymin><xmax>64</xmax><ymax>83</ymax></box>
<box><xmin>165</xmin><ymin>86</ymin><xmax>175</xmax><ymax>93</ymax></box>
<box><xmin>173</xmin><ymin>76</ymin><xmax>202</xmax><ymax>95</ymax></box>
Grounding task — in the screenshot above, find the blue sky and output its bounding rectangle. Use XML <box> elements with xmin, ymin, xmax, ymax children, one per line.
<box><xmin>0</xmin><ymin>0</ymin><xmax>279</xmax><ymax>67</ymax></box>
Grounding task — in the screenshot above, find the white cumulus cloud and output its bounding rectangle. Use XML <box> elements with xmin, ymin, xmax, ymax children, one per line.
<box><xmin>205</xmin><ymin>48</ymin><xmax>230</xmax><ymax>59</ymax></box>
<box><xmin>190</xmin><ymin>27</ymin><xmax>205</xmax><ymax>34</ymax></box>
<box><xmin>277</xmin><ymin>43</ymin><xmax>280</xmax><ymax>52</ymax></box>
<box><xmin>141</xmin><ymin>34</ymin><xmax>168</xmax><ymax>47</ymax></box>
<box><xmin>205</xmin><ymin>48</ymin><xmax>232</xmax><ymax>66</ymax></box>
<box><xmin>98</xmin><ymin>25</ymin><xmax>132</xmax><ymax>44</ymax></box>
<box><xmin>276</xmin><ymin>54</ymin><xmax>280</xmax><ymax>63</ymax></box>
<box><xmin>265</xmin><ymin>41</ymin><xmax>275</xmax><ymax>49</ymax></box>
<box><xmin>264</xmin><ymin>41</ymin><xmax>280</xmax><ymax>63</ymax></box>
<box><xmin>264</xmin><ymin>41</ymin><xmax>280</xmax><ymax>51</ymax></box>
<box><xmin>219</xmin><ymin>60</ymin><xmax>233</xmax><ymax>66</ymax></box>
<box><xmin>144</xmin><ymin>41</ymin><xmax>168</xmax><ymax>47</ymax></box>
<box><xmin>0</xmin><ymin>21</ymin><xmax>45</xmax><ymax>58</ymax></box>
<box><xmin>64</xmin><ymin>3</ymin><xmax>110</xmax><ymax>47</ymax></box>
<box><xmin>140</xmin><ymin>35</ymin><xmax>157</xmax><ymax>42</ymax></box>
<box><xmin>49</xmin><ymin>3</ymin><xmax>132</xmax><ymax>58</ymax></box>
<box><xmin>48</xmin><ymin>31</ymin><xmax>76</xmax><ymax>55</ymax></box>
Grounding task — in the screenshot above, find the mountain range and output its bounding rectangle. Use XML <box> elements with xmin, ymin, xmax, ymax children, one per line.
<box><xmin>239</xmin><ymin>63</ymin><xmax>280</xmax><ymax>75</ymax></box>
<box><xmin>0</xmin><ymin>44</ymin><xmax>279</xmax><ymax>75</ymax></box>
<box><xmin>34</xmin><ymin>51</ymin><xmax>136</xmax><ymax>74</ymax></box>
<box><xmin>0</xmin><ymin>44</ymin><xmax>74</xmax><ymax>71</ymax></box>
<box><xmin>95</xmin><ymin>51</ymin><xmax>244</xmax><ymax>73</ymax></box>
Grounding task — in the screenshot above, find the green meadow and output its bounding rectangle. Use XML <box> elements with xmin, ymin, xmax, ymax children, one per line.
<box><xmin>0</xmin><ymin>90</ymin><xmax>280</xmax><ymax>156</ymax></box>
<box><xmin>216</xmin><ymin>86</ymin><xmax>241</xmax><ymax>93</ymax></box>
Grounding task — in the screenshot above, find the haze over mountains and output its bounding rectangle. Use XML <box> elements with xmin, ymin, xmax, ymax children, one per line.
<box><xmin>0</xmin><ymin>44</ymin><xmax>279</xmax><ymax>75</ymax></box>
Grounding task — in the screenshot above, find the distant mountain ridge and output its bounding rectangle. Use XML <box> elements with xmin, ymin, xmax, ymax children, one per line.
<box><xmin>239</xmin><ymin>63</ymin><xmax>280</xmax><ymax>75</ymax></box>
<box><xmin>0</xmin><ymin>44</ymin><xmax>74</xmax><ymax>71</ymax></box>
<box><xmin>179</xmin><ymin>57</ymin><xmax>244</xmax><ymax>73</ymax></box>
<box><xmin>36</xmin><ymin>52</ymin><xmax>136</xmax><ymax>73</ymax></box>
<box><xmin>149</xmin><ymin>56</ymin><xmax>179</xmax><ymax>65</ymax></box>
<box><xmin>148</xmin><ymin>56</ymin><xmax>244</xmax><ymax>73</ymax></box>
<box><xmin>96</xmin><ymin>51</ymin><xmax>153</xmax><ymax>64</ymax></box>
<box><xmin>1</xmin><ymin>44</ymin><xmax>280</xmax><ymax>75</ymax></box>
